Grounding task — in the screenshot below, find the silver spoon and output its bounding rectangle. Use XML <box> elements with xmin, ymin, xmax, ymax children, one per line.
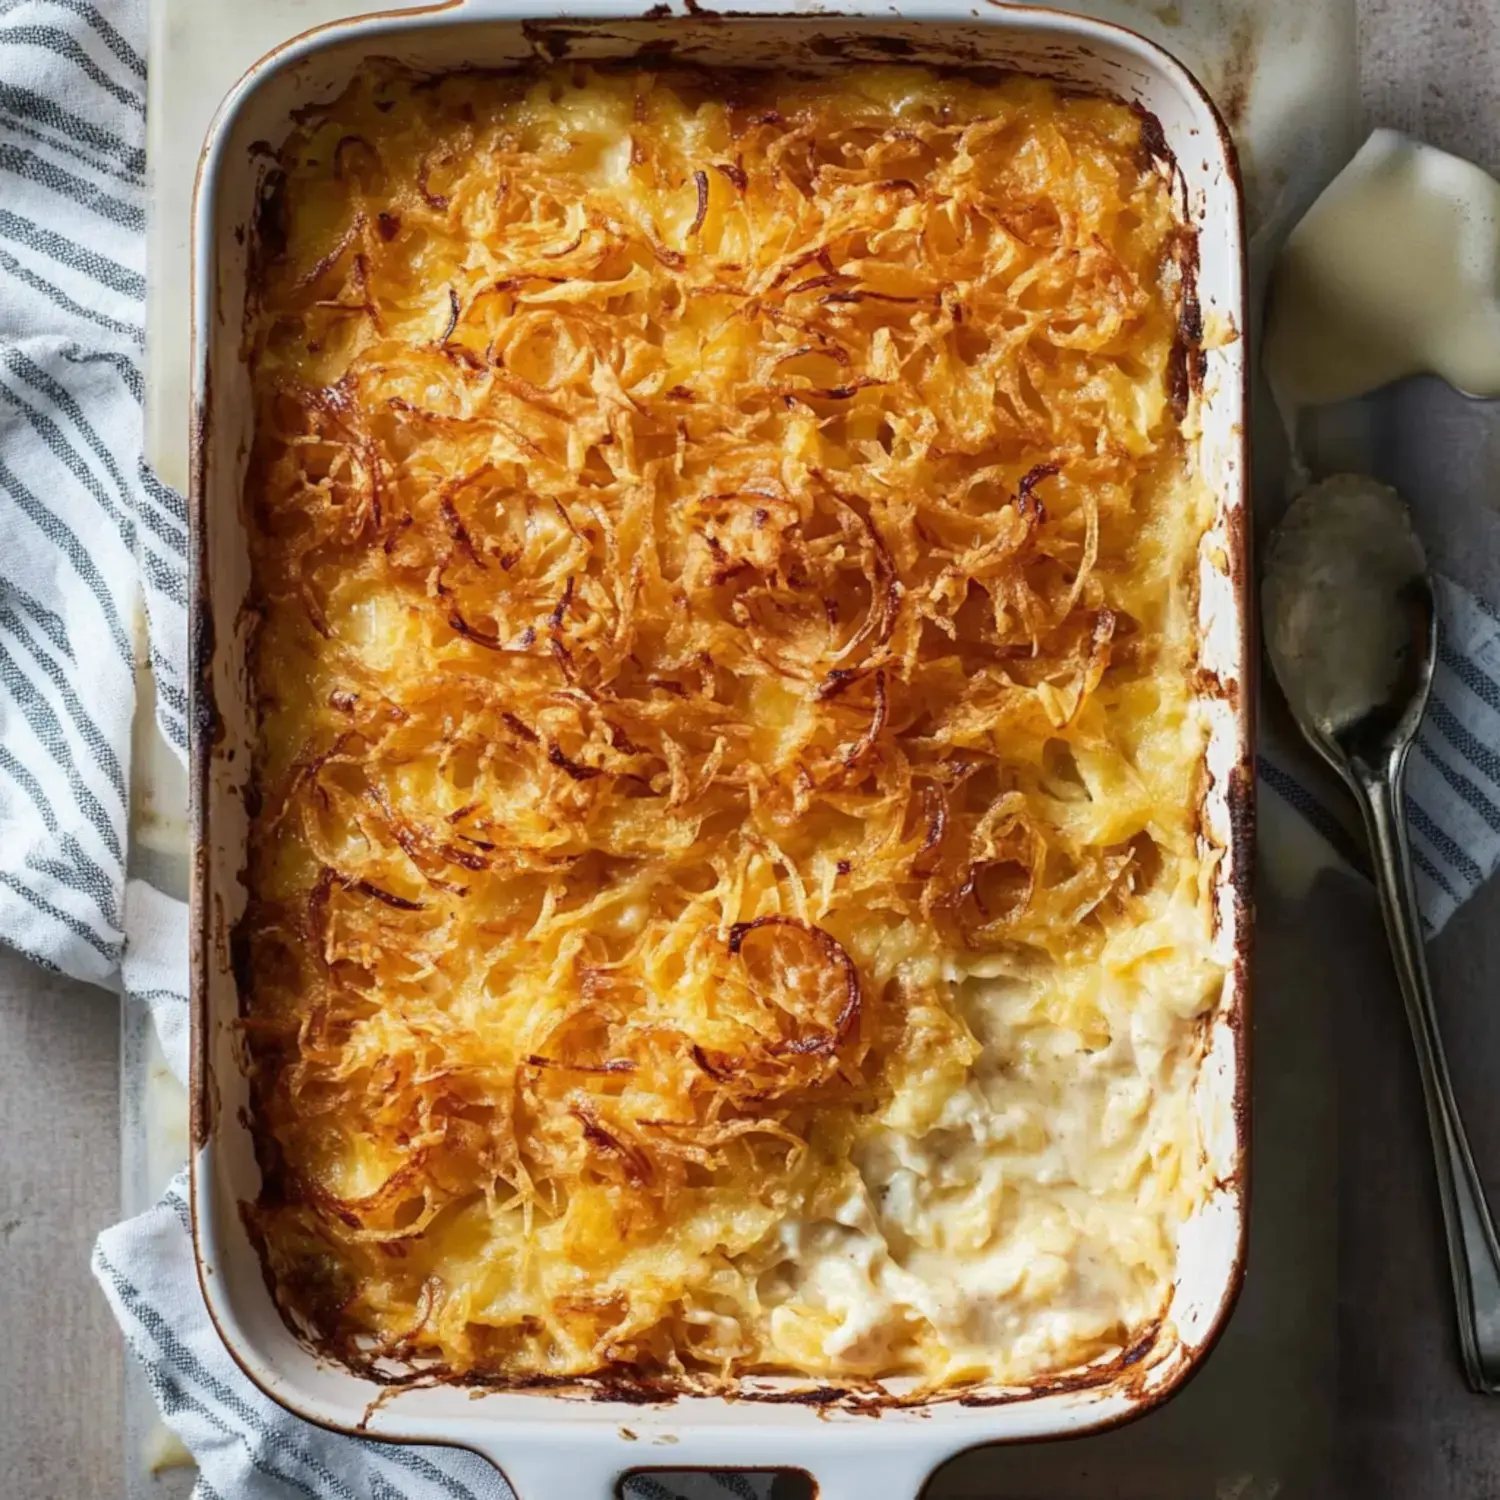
<box><xmin>1263</xmin><ymin>472</ymin><xmax>1500</xmax><ymax>1393</ymax></box>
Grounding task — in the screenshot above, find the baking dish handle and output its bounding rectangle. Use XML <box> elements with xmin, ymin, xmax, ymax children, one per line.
<box><xmin>474</xmin><ymin>1435</ymin><xmax>938</xmax><ymax>1499</ymax></box>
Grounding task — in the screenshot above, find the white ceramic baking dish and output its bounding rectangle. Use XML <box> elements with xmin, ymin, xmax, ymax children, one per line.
<box><xmin>189</xmin><ymin>3</ymin><xmax>1252</xmax><ymax>1494</ymax></box>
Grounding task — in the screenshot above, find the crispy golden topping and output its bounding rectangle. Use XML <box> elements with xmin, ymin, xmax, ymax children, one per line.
<box><xmin>241</xmin><ymin>63</ymin><xmax>1216</xmax><ymax>1387</ymax></box>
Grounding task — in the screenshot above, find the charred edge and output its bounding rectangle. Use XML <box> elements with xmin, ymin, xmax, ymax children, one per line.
<box><xmin>333</xmin><ymin>134</ymin><xmax>378</xmax><ymax>182</ymax></box>
<box><xmin>244</xmin><ymin>1222</ymin><xmax>1194</xmax><ymax>1411</ymax></box>
<box><xmin>752</xmin><ymin>1385</ymin><xmax>846</xmax><ymax>1405</ymax></box>
<box><xmin>1227</xmin><ymin>761</ymin><xmax>1255</xmax><ymax>926</ymax></box>
<box><xmin>1128</xmin><ymin>101</ymin><xmax>1204</xmax><ymax>417</ymax></box>
<box><xmin>1134</xmin><ymin>103</ymin><xmax>1170</xmax><ymax>171</ymax></box>
<box><xmin>238</xmin><ymin>1200</ymin><xmax>289</xmax><ymax>1319</ymax></box>
<box><xmin>841</xmin><ymin>670</ymin><xmax>888</xmax><ymax>768</ymax></box>
<box><xmin>205</xmin><ymin>936</ymin><xmax>242</xmax><ymax>1155</ymax></box>
<box><xmin>820</xmin><ymin>289</ymin><xmax>932</xmax><ymax>307</ymax></box>
<box><xmin>1192</xmin><ymin>665</ymin><xmax>1240</xmax><ymax>711</ymax></box>
<box><xmin>805</xmin><ymin>33</ymin><xmax>923</xmax><ymax>60</ymax></box>
<box><xmin>957</xmin><ymin>1323</ymin><xmax>1162</xmax><ymax>1406</ymax></box>
<box><xmin>540</xmin><ymin>230</ymin><xmax>585</xmax><ymax>262</ymax></box>
<box><xmin>607</xmin><ymin>722</ymin><xmax>644</xmax><ymax>756</ymax></box>
<box><xmin>501</xmin><ymin>711</ymin><xmax>539</xmax><ymax>745</ymax></box>
<box><xmin>719</xmin><ymin>1383</ymin><xmax>905</xmax><ymax>1415</ymax></box>
<box><xmin>591</xmin><ymin>1383</ymin><xmax>668</xmax><ymax>1405</ymax></box>
<box><xmin>241</xmin><ymin>777</ymin><xmax>263</xmax><ymax>822</ymax></box>
<box><xmin>189</xmin><ymin>335</ymin><xmax>223</xmax><ymax>785</ymax></box>
<box><xmin>351</xmin><ymin>880</ymin><xmax>425</xmax><ymax>912</ymax></box>
<box><xmin>1016</xmin><ymin>461</ymin><xmax>1059</xmax><ymax>525</ymax></box>
<box><xmin>251</xmin><ymin>169</ymin><xmax>289</xmax><ymax>273</ymax></box>
<box><xmin>689</xmin><ymin>169</ymin><xmax>710</xmax><ymax>235</ymax></box>
<box><xmin>414</xmin><ymin>1369</ymin><xmax>682</xmax><ymax>1402</ymax></box>
<box><xmin>447</xmin><ymin>608</ymin><xmax>505</xmax><ymax>650</ymax></box>
<box><xmin>357</xmin><ymin>1383</ymin><xmax>408</xmax><ymax>1433</ymax></box>
<box><xmin>527</xmin><ymin>1054</ymin><xmax>637</xmax><ymax>1075</ymax></box>
<box><xmin>572</xmin><ymin>1106</ymin><xmax>652</xmax><ymax>1185</ymax></box>
<box><xmin>254</xmin><ymin>1331</ymin><xmax>1180</xmax><ymax>1411</ymax></box>
<box><xmin>439</xmin><ymin>496</ymin><xmax>484</xmax><ymax>568</ymax></box>
<box><xmin>191</xmin><ymin>603</ymin><xmax>222</xmax><ymax>750</ymax></box>
<box><xmin>548</xmin><ymin>740</ymin><xmax>602</xmax><ymax>781</ymax></box>
<box><xmin>520</xmin><ymin>22</ymin><xmax>625</xmax><ymax>61</ymax></box>
<box><xmin>692</xmin><ymin>1043</ymin><xmax>733</xmax><ymax>1081</ymax></box>
<box><xmin>306</xmin><ymin>866</ymin><xmax>336</xmax><ymax>960</ymax></box>
<box><xmin>409</xmin><ymin>1368</ymin><xmax>891</xmax><ymax>1409</ymax></box>
<box><xmin>911</xmin><ymin>782</ymin><xmax>948</xmax><ymax>879</ymax></box>
<box><xmin>816</xmin><ymin>667</ymin><xmax>858</xmax><ymax>701</ymax></box>
<box><xmin>786</xmin><ymin>378</ymin><xmax>882</xmax><ymax>402</ymax></box>
<box><xmin>1167</xmin><ymin>228</ymin><xmax>1205</xmax><ymax>416</ymax></box>
<box><xmin>549</xmin><ymin>575</ymin><xmax>575</xmax><ymax>632</ymax></box>
<box><xmin>715</xmin><ymin>160</ymin><xmax>748</xmax><ymax>192</ymax></box>
<box><xmin>1120</xmin><ymin>1324</ymin><xmax>1159</xmax><ymax>1368</ymax></box>
<box><xmin>229</xmin><ymin>924</ymin><xmax>255</xmax><ymax>1016</ymax></box>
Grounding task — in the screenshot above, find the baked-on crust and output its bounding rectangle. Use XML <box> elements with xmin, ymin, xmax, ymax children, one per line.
<box><xmin>240</xmin><ymin>63</ymin><xmax>1222</xmax><ymax>1389</ymax></box>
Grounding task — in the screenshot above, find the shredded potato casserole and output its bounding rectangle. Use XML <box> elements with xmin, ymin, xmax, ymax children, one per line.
<box><xmin>240</xmin><ymin>61</ymin><xmax>1225</xmax><ymax>1390</ymax></box>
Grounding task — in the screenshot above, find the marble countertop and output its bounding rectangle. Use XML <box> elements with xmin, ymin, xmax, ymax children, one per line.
<box><xmin>2</xmin><ymin>1</ymin><xmax>1499</xmax><ymax>1496</ymax></box>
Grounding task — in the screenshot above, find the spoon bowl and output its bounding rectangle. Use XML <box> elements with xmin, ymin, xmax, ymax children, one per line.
<box><xmin>1263</xmin><ymin>472</ymin><xmax>1435</xmax><ymax>778</ymax></box>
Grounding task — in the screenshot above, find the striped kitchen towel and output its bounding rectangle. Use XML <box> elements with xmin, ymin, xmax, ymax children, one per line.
<box><xmin>0</xmin><ymin>0</ymin><xmax>183</xmax><ymax>990</ymax></box>
<box><xmin>94</xmin><ymin>1161</ymin><xmax>791</xmax><ymax>1500</ymax></box>
<box><xmin>0</xmin><ymin>2</ymin><xmax>1497</xmax><ymax>1497</ymax></box>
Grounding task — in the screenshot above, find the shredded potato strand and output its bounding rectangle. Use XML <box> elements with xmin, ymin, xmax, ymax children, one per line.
<box><xmin>242</xmin><ymin>63</ymin><xmax>1221</xmax><ymax>1388</ymax></box>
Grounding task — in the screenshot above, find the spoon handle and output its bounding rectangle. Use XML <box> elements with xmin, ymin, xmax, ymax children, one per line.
<box><xmin>1352</xmin><ymin>751</ymin><xmax>1500</xmax><ymax>1393</ymax></box>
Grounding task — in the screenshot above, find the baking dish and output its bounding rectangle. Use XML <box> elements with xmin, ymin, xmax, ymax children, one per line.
<box><xmin>189</xmin><ymin>3</ymin><xmax>1252</xmax><ymax>1495</ymax></box>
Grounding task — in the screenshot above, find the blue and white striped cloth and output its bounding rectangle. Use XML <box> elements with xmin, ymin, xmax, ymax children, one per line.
<box><xmin>0</xmin><ymin>2</ymin><xmax>1498</xmax><ymax>1497</ymax></box>
<box><xmin>0</xmin><ymin>0</ymin><xmax>187</xmax><ymax>989</ymax></box>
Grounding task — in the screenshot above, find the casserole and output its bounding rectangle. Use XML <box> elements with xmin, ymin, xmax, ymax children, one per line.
<box><xmin>191</xmin><ymin>3</ymin><xmax>1251</xmax><ymax>1495</ymax></box>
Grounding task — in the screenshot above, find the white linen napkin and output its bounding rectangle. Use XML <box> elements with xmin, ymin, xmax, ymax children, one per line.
<box><xmin>0</xmin><ymin>2</ymin><xmax>1497</xmax><ymax>1496</ymax></box>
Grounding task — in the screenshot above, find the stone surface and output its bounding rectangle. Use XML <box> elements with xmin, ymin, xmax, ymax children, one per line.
<box><xmin>0</xmin><ymin>947</ymin><xmax>123</xmax><ymax>1499</ymax></box>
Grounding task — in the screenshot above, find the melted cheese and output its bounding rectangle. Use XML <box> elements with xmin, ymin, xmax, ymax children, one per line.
<box><xmin>240</xmin><ymin>62</ymin><xmax>1221</xmax><ymax>1391</ymax></box>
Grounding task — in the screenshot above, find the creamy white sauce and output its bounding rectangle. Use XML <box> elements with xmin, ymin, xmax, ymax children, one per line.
<box><xmin>755</xmin><ymin>887</ymin><xmax>1219</xmax><ymax>1379</ymax></box>
<box><xmin>1265</xmin><ymin>129</ymin><xmax>1500</xmax><ymax>411</ymax></box>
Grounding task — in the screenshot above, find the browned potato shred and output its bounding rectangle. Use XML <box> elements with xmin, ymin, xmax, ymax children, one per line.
<box><xmin>241</xmin><ymin>62</ymin><xmax>1220</xmax><ymax>1390</ymax></box>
